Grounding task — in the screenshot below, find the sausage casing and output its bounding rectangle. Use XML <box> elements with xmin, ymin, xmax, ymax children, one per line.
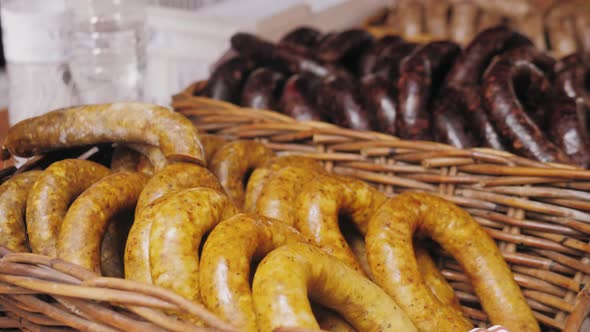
<box><xmin>209</xmin><ymin>140</ymin><xmax>274</xmax><ymax>208</ymax></box>
<box><xmin>58</xmin><ymin>172</ymin><xmax>148</xmax><ymax>273</ymax></box>
<box><xmin>366</xmin><ymin>192</ymin><xmax>540</xmax><ymax>332</ymax></box>
<box><xmin>27</xmin><ymin>159</ymin><xmax>111</xmax><ymax>256</ymax></box>
<box><xmin>125</xmin><ymin>163</ymin><xmax>222</xmax><ymax>283</ymax></box>
<box><xmin>149</xmin><ymin>188</ymin><xmax>237</xmax><ymax>301</ymax></box>
<box><xmin>252</xmin><ymin>243</ymin><xmax>418</xmax><ymax>332</ymax></box>
<box><xmin>0</xmin><ymin>171</ymin><xmax>42</xmax><ymax>252</ymax></box>
<box><xmin>397</xmin><ymin>41</ymin><xmax>460</xmax><ymax>140</ymax></box>
<box><xmin>200</xmin><ymin>214</ymin><xmax>307</xmax><ymax>331</ymax></box>
<box><xmin>3</xmin><ymin>102</ymin><xmax>205</xmax><ymax>165</ymax></box>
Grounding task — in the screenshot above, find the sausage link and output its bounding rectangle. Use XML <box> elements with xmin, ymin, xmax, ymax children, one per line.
<box><xmin>315</xmin><ymin>74</ymin><xmax>375</xmax><ymax>131</ymax></box>
<box><xmin>445</xmin><ymin>26</ymin><xmax>533</xmax><ymax>87</ymax></box>
<box><xmin>209</xmin><ymin>141</ymin><xmax>274</xmax><ymax>208</ymax></box>
<box><xmin>252</xmin><ymin>243</ymin><xmax>418</xmax><ymax>332</ymax></box>
<box><xmin>202</xmin><ymin>56</ymin><xmax>258</xmax><ymax>103</ymax></box>
<box><xmin>432</xmin><ymin>87</ymin><xmax>478</xmax><ymax>148</ymax></box>
<box><xmin>58</xmin><ymin>172</ymin><xmax>148</xmax><ymax>273</ymax></box>
<box><xmin>279</xmin><ymin>74</ymin><xmax>325</xmax><ymax>122</ymax></box>
<box><xmin>231</xmin><ymin>33</ymin><xmax>336</xmax><ymax>78</ymax></box>
<box><xmin>371</xmin><ymin>41</ymin><xmax>418</xmax><ymax>80</ymax></box>
<box><xmin>314</xmin><ymin>29</ymin><xmax>373</xmax><ymax>63</ymax></box>
<box><xmin>482</xmin><ymin>58</ymin><xmax>571</xmax><ymax>163</ymax></box>
<box><xmin>149</xmin><ymin>188</ymin><xmax>237</xmax><ymax>301</ymax></box>
<box><xmin>279</xmin><ymin>27</ymin><xmax>322</xmax><ymax>53</ymax></box>
<box><xmin>240</xmin><ymin>67</ymin><xmax>286</xmax><ymax>110</ymax></box>
<box><xmin>125</xmin><ymin>163</ymin><xmax>222</xmax><ymax>283</ymax></box>
<box><xmin>0</xmin><ymin>171</ymin><xmax>41</xmax><ymax>252</ymax></box>
<box><xmin>200</xmin><ymin>214</ymin><xmax>307</xmax><ymax>331</ymax></box>
<box><xmin>554</xmin><ymin>54</ymin><xmax>590</xmax><ymax>107</ymax></box>
<box><xmin>345</xmin><ymin>225</ymin><xmax>467</xmax><ymax>323</ymax></box>
<box><xmin>360</xmin><ymin>74</ymin><xmax>398</xmax><ymax>136</ymax></box>
<box><xmin>358</xmin><ymin>35</ymin><xmax>403</xmax><ymax>77</ymax></box>
<box><xmin>295</xmin><ymin>174</ymin><xmax>387</xmax><ymax>273</ymax></box>
<box><xmin>244</xmin><ymin>156</ymin><xmax>324</xmax><ymax>213</ymax></box>
<box><xmin>397</xmin><ymin>41</ymin><xmax>460</xmax><ymax>140</ymax></box>
<box><xmin>548</xmin><ymin>97</ymin><xmax>590</xmax><ymax>168</ymax></box>
<box><xmin>255</xmin><ymin>166</ymin><xmax>324</xmax><ymax>226</ymax></box>
<box><xmin>366</xmin><ymin>192</ymin><xmax>540</xmax><ymax>332</ymax></box>
<box><xmin>2</xmin><ymin>102</ymin><xmax>205</xmax><ymax>165</ymax></box>
<box><xmin>27</xmin><ymin>159</ymin><xmax>111</xmax><ymax>256</ymax></box>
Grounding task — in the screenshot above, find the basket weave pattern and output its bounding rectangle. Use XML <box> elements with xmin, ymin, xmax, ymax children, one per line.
<box><xmin>173</xmin><ymin>86</ymin><xmax>590</xmax><ymax>331</ymax></box>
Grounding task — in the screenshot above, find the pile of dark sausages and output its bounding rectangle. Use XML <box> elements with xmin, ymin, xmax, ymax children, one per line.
<box><xmin>196</xmin><ymin>26</ymin><xmax>590</xmax><ymax>168</ymax></box>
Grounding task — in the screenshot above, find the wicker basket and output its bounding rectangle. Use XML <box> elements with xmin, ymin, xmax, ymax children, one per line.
<box><xmin>173</xmin><ymin>84</ymin><xmax>590</xmax><ymax>331</ymax></box>
<box><xmin>1</xmin><ymin>90</ymin><xmax>590</xmax><ymax>331</ymax></box>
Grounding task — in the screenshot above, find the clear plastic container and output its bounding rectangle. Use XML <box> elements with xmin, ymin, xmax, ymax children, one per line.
<box><xmin>67</xmin><ymin>0</ymin><xmax>148</xmax><ymax>103</ymax></box>
<box><xmin>1</xmin><ymin>0</ymin><xmax>75</xmax><ymax>126</ymax></box>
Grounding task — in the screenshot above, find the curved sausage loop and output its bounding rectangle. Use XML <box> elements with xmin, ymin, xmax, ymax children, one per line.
<box><xmin>244</xmin><ymin>156</ymin><xmax>324</xmax><ymax>213</ymax></box>
<box><xmin>366</xmin><ymin>192</ymin><xmax>539</xmax><ymax>332</ymax></box>
<box><xmin>57</xmin><ymin>172</ymin><xmax>149</xmax><ymax>274</ymax></box>
<box><xmin>482</xmin><ymin>57</ymin><xmax>571</xmax><ymax>164</ymax></box>
<box><xmin>27</xmin><ymin>159</ymin><xmax>111</xmax><ymax>256</ymax></box>
<box><xmin>209</xmin><ymin>140</ymin><xmax>274</xmax><ymax>209</ymax></box>
<box><xmin>294</xmin><ymin>174</ymin><xmax>386</xmax><ymax>273</ymax></box>
<box><xmin>2</xmin><ymin>102</ymin><xmax>205</xmax><ymax>165</ymax></box>
<box><xmin>200</xmin><ymin>214</ymin><xmax>307</xmax><ymax>331</ymax></box>
<box><xmin>252</xmin><ymin>243</ymin><xmax>418</xmax><ymax>332</ymax></box>
<box><xmin>149</xmin><ymin>188</ymin><xmax>237</xmax><ymax>301</ymax></box>
<box><xmin>397</xmin><ymin>41</ymin><xmax>460</xmax><ymax>140</ymax></box>
<box><xmin>433</xmin><ymin>26</ymin><xmax>533</xmax><ymax>149</ymax></box>
<box><xmin>125</xmin><ymin>163</ymin><xmax>222</xmax><ymax>284</ymax></box>
<box><xmin>255</xmin><ymin>165</ymin><xmax>324</xmax><ymax>226</ymax></box>
<box><xmin>0</xmin><ymin>171</ymin><xmax>42</xmax><ymax>252</ymax></box>
<box><xmin>346</xmin><ymin>228</ymin><xmax>468</xmax><ymax>324</ymax></box>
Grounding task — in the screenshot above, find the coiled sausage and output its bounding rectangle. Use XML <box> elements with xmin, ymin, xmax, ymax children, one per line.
<box><xmin>366</xmin><ymin>192</ymin><xmax>539</xmax><ymax>332</ymax></box>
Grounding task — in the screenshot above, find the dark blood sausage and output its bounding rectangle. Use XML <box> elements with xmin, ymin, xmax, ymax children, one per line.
<box><xmin>445</xmin><ymin>26</ymin><xmax>533</xmax><ymax>87</ymax></box>
<box><xmin>315</xmin><ymin>29</ymin><xmax>374</xmax><ymax>62</ymax></box>
<box><xmin>372</xmin><ymin>42</ymin><xmax>418</xmax><ymax>80</ymax></box>
<box><xmin>548</xmin><ymin>97</ymin><xmax>590</xmax><ymax>168</ymax></box>
<box><xmin>433</xmin><ymin>27</ymin><xmax>534</xmax><ymax>149</ymax></box>
<box><xmin>360</xmin><ymin>74</ymin><xmax>398</xmax><ymax>135</ymax></box>
<box><xmin>201</xmin><ymin>56</ymin><xmax>257</xmax><ymax>103</ymax></box>
<box><xmin>231</xmin><ymin>32</ymin><xmax>275</xmax><ymax>62</ymax></box>
<box><xmin>240</xmin><ymin>68</ymin><xmax>286</xmax><ymax>110</ymax></box>
<box><xmin>554</xmin><ymin>53</ymin><xmax>590</xmax><ymax>107</ymax></box>
<box><xmin>231</xmin><ymin>32</ymin><xmax>336</xmax><ymax>78</ymax></box>
<box><xmin>396</xmin><ymin>41</ymin><xmax>461</xmax><ymax>140</ymax></box>
<box><xmin>316</xmin><ymin>73</ymin><xmax>374</xmax><ymax>131</ymax></box>
<box><xmin>279</xmin><ymin>27</ymin><xmax>322</xmax><ymax>52</ymax></box>
<box><xmin>279</xmin><ymin>74</ymin><xmax>324</xmax><ymax>121</ymax></box>
<box><xmin>432</xmin><ymin>87</ymin><xmax>478</xmax><ymax>148</ymax></box>
<box><xmin>502</xmin><ymin>45</ymin><xmax>556</xmax><ymax>80</ymax></box>
<box><xmin>358</xmin><ymin>35</ymin><xmax>403</xmax><ymax>77</ymax></box>
<box><xmin>482</xmin><ymin>57</ymin><xmax>571</xmax><ymax>164</ymax></box>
